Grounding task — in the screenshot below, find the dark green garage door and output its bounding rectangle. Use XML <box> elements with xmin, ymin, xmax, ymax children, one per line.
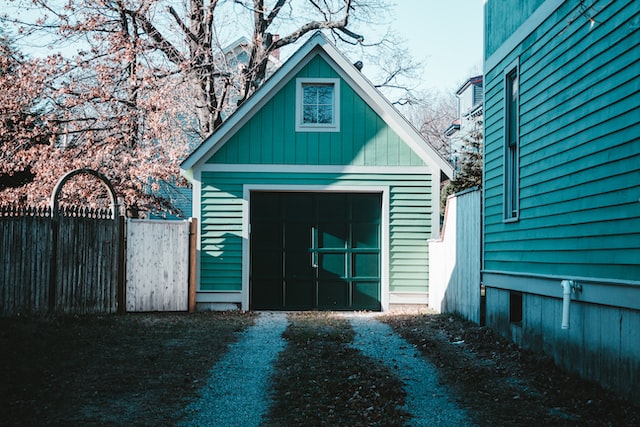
<box><xmin>250</xmin><ymin>192</ymin><xmax>381</xmax><ymax>311</ymax></box>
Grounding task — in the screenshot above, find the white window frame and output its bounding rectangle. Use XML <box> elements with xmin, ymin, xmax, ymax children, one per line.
<box><xmin>503</xmin><ymin>58</ymin><xmax>520</xmax><ymax>222</ymax></box>
<box><xmin>295</xmin><ymin>78</ymin><xmax>340</xmax><ymax>132</ymax></box>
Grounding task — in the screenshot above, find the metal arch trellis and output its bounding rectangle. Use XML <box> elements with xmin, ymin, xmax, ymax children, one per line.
<box><xmin>50</xmin><ymin>168</ymin><xmax>119</xmax><ymax>219</ymax></box>
<box><xmin>48</xmin><ymin>168</ymin><xmax>124</xmax><ymax>313</ymax></box>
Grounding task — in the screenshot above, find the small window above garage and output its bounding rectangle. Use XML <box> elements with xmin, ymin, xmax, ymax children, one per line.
<box><xmin>296</xmin><ymin>78</ymin><xmax>340</xmax><ymax>132</ymax></box>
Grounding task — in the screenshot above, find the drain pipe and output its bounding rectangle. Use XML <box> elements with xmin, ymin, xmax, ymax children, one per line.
<box><xmin>561</xmin><ymin>280</ymin><xmax>582</xmax><ymax>329</ymax></box>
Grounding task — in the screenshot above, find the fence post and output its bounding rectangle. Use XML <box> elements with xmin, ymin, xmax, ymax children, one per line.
<box><xmin>117</xmin><ymin>217</ymin><xmax>126</xmax><ymax>314</ymax></box>
<box><xmin>48</xmin><ymin>211</ymin><xmax>59</xmax><ymax>312</ymax></box>
<box><xmin>188</xmin><ymin>218</ymin><xmax>198</xmax><ymax>313</ymax></box>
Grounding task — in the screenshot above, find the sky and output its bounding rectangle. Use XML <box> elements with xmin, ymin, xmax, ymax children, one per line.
<box><xmin>390</xmin><ymin>0</ymin><xmax>484</xmax><ymax>94</ymax></box>
<box><xmin>3</xmin><ymin>0</ymin><xmax>484</xmax><ymax>95</ymax></box>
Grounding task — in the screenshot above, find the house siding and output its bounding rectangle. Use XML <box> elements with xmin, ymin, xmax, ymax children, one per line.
<box><xmin>199</xmin><ymin>171</ymin><xmax>432</xmax><ymax>296</ymax></box>
<box><xmin>208</xmin><ymin>56</ymin><xmax>426</xmax><ymax>167</ymax></box>
<box><xmin>483</xmin><ymin>0</ymin><xmax>640</xmax><ymax>402</ymax></box>
<box><xmin>484</xmin><ymin>0</ymin><xmax>546</xmax><ymax>58</ymax></box>
<box><xmin>484</xmin><ymin>0</ymin><xmax>640</xmax><ymax>281</ymax></box>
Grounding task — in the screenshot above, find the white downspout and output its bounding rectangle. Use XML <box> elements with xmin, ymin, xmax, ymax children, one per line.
<box><xmin>561</xmin><ymin>280</ymin><xmax>582</xmax><ymax>329</ymax></box>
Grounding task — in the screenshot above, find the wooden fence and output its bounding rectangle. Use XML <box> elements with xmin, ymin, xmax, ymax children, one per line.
<box><xmin>1</xmin><ymin>205</ymin><xmax>196</xmax><ymax>317</ymax></box>
<box><xmin>428</xmin><ymin>189</ymin><xmax>482</xmax><ymax>323</ymax></box>
<box><xmin>0</xmin><ymin>205</ymin><xmax>123</xmax><ymax>316</ymax></box>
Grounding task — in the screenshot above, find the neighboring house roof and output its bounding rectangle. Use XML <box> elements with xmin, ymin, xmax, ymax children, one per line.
<box><xmin>455</xmin><ymin>74</ymin><xmax>483</xmax><ymax>96</ymax></box>
<box><xmin>181</xmin><ymin>31</ymin><xmax>454</xmax><ymax>178</ymax></box>
<box><xmin>444</xmin><ymin>119</ymin><xmax>461</xmax><ymax>137</ymax></box>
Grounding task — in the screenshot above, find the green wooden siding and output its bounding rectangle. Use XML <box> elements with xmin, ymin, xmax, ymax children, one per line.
<box><xmin>207</xmin><ymin>55</ymin><xmax>425</xmax><ymax>167</ymax></box>
<box><xmin>199</xmin><ymin>171</ymin><xmax>432</xmax><ymax>294</ymax></box>
<box><xmin>484</xmin><ymin>0</ymin><xmax>545</xmax><ymax>59</ymax></box>
<box><xmin>483</xmin><ymin>0</ymin><xmax>640</xmax><ymax>281</ymax></box>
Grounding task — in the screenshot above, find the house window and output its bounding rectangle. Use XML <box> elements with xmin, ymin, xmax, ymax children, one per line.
<box><xmin>504</xmin><ymin>61</ymin><xmax>519</xmax><ymax>221</ymax></box>
<box><xmin>296</xmin><ymin>78</ymin><xmax>340</xmax><ymax>132</ymax></box>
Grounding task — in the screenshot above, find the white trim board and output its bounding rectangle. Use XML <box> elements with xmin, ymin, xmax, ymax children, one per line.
<box><xmin>482</xmin><ymin>270</ymin><xmax>640</xmax><ymax>311</ymax></box>
<box><xmin>199</xmin><ymin>164</ymin><xmax>433</xmax><ymax>174</ymax></box>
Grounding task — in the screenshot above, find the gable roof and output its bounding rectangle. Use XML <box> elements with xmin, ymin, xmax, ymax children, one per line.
<box><xmin>181</xmin><ymin>31</ymin><xmax>453</xmax><ymax>178</ymax></box>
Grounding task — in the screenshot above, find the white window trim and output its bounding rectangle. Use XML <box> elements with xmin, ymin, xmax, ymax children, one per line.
<box><xmin>295</xmin><ymin>78</ymin><xmax>340</xmax><ymax>132</ymax></box>
<box><xmin>503</xmin><ymin>58</ymin><xmax>520</xmax><ymax>223</ymax></box>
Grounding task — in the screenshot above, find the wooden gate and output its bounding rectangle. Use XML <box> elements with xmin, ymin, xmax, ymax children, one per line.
<box><xmin>125</xmin><ymin>219</ymin><xmax>194</xmax><ymax>312</ymax></box>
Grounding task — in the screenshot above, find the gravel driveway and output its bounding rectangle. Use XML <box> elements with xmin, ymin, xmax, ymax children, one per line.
<box><xmin>180</xmin><ymin>312</ymin><xmax>288</xmax><ymax>426</ymax></box>
<box><xmin>181</xmin><ymin>312</ymin><xmax>472</xmax><ymax>426</ymax></box>
<box><xmin>346</xmin><ymin>313</ymin><xmax>473</xmax><ymax>426</ymax></box>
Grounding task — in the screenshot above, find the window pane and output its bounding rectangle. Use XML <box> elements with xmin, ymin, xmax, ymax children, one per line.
<box><xmin>303</xmin><ymin>105</ymin><xmax>316</xmax><ymax>124</ymax></box>
<box><xmin>303</xmin><ymin>86</ymin><xmax>317</xmax><ymax>104</ymax></box>
<box><xmin>317</xmin><ymin>105</ymin><xmax>333</xmax><ymax>124</ymax></box>
<box><xmin>317</xmin><ymin>86</ymin><xmax>333</xmax><ymax>104</ymax></box>
<box><xmin>505</xmin><ymin>66</ymin><xmax>519</xmax><ymax>219</ymax></box>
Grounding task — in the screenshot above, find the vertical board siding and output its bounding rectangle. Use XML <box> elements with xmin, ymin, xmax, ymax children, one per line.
<box><xmin>126</xmin><ymin>220</ymin><xmax>190</xmax><ymax>312</ymax></box>
<box><xmin>200</xmin><ymin>172</ymin><xmax>433</xmax><ymax>295</ymax></box>
<box><xmin>486</xmin><ymin>289</ymin><xmax>640</xmax><ymax>400</ymax></box>
<box><xmin>207</xmin><ymin>55</ymin><xmax>425</xmax><ymax>168</ymax></box>
<box><xmin>483</xmin><ymin>0</ymin><xmax>640</xmax><ymax>281</ymax></box>
<box><xmin>429</xmin><ymin>190</ymin><xmax>482</xmax><ymax>323</ymax></box>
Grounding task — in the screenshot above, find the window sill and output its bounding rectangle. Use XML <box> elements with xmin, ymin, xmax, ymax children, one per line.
<box><xmin>503</xmin><ymin>216</ymin><xmax>520</xmax><ymax>224</ymax></box>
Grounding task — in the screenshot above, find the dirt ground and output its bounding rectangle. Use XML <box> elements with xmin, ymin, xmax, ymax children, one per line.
<box><xmin>382</xmin><ymin>312</ymin><xmax>640</xmax><ymax>426</ymax></box>
<box><xmin>1</xmin><ymin>311</ymin><xmax>638</xmax><ymax>426</ymax></box>
<box><xmin>0</xmin><ymin>312</ymin><xmax>254</xmax><ymax>426</ymax></box>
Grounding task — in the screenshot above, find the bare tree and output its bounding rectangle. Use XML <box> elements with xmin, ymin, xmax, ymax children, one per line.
<box><xmin>405</xmin><ymin>90</ymin><xmax>457</xmax><ymax>159</ymax></box>
<box><xmin>1</xmin><ymin>0</ymin><xmax>418</xmax><ymax>212</ymax></box>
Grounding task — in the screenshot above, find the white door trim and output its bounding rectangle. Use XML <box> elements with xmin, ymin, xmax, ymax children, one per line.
<box><xmin>241</xmin><ymin>184</ymin><xmax>390</xmax><ymax>311</ymax></box>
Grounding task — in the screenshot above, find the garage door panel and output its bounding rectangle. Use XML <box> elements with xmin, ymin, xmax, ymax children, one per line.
<box><xmin>318</xmin><ymin>253</ymin><xmax>346</xmax><ymax>278</ymax></box>
<box><xmin>319</xmin><ymin>223</ymin><xmax>348</xmax><ymax>248</ymax></box>
<box><xmin>252</xmin><ymin>251</ymin><xmax>282</xmax><ymax>277</ymax></box>
<box><xmin>353</xmin><ymin>281</ymin><xmax>381</xmax><ymax>310</ymax></box>
<box><xmin>284</xmin><ymin>223</ymin><xmax>312</xmax><ymax>250</ymax></box>
<box><xmin>251</xmin><ymin>223</ymin><xmax>282</xmax><ymax>249</ymax></box>
<box><xmin>285</xmin><ymin>280</ymin><xmax>315</xmax><ymax>309</ymax></box>
<box><xmin>284</xmin><ymin>194</ymin><xmax>313</xmax><ymax>219</ymax></box>
<box><xmin>318</xmin><ymin>280</ymin><xmax>349</xmax><ymax>309</ymax></box>
<box><xmin>250</xmin><ymin>192</ymin><xmax>381</xmax><ymax>311</ymax></box>
<box><xmin>353</xmin><ymin>196</ymin><xmax>382</xmax><ymax>222</ymax></box>
<box><xmin>353</xmin><ymin>253</ymin><xmax>379</xmax><ymax>277</ymax></box>
<box><xmin>318</xmin><ymin>194</ymin><xmax>347</xmax><ymax>220</ymax></box>
<box><xmin>353</xmin><ymin>223</ymin><xmax>379</xmax><ymax>248</ymax></box>
<box><xmin>284</xmin><ymin>252</ymin><xmax>315</xmax><ymax>278</ymax></box>
<box><xmin>251</xmin><ymin>279</ymin><xmax>282</xmax><ymax>309</ymax></box>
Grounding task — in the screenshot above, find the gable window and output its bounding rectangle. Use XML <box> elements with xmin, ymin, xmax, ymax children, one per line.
<box><xmin>296</xmin><ymin>78</ymin><xmax>340</xmax><ymax>132</ymax></box>
<box><xmin>504</xmin><ymin>61</ymin><xmax>520</xmax><ymax>221</ymax></box>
